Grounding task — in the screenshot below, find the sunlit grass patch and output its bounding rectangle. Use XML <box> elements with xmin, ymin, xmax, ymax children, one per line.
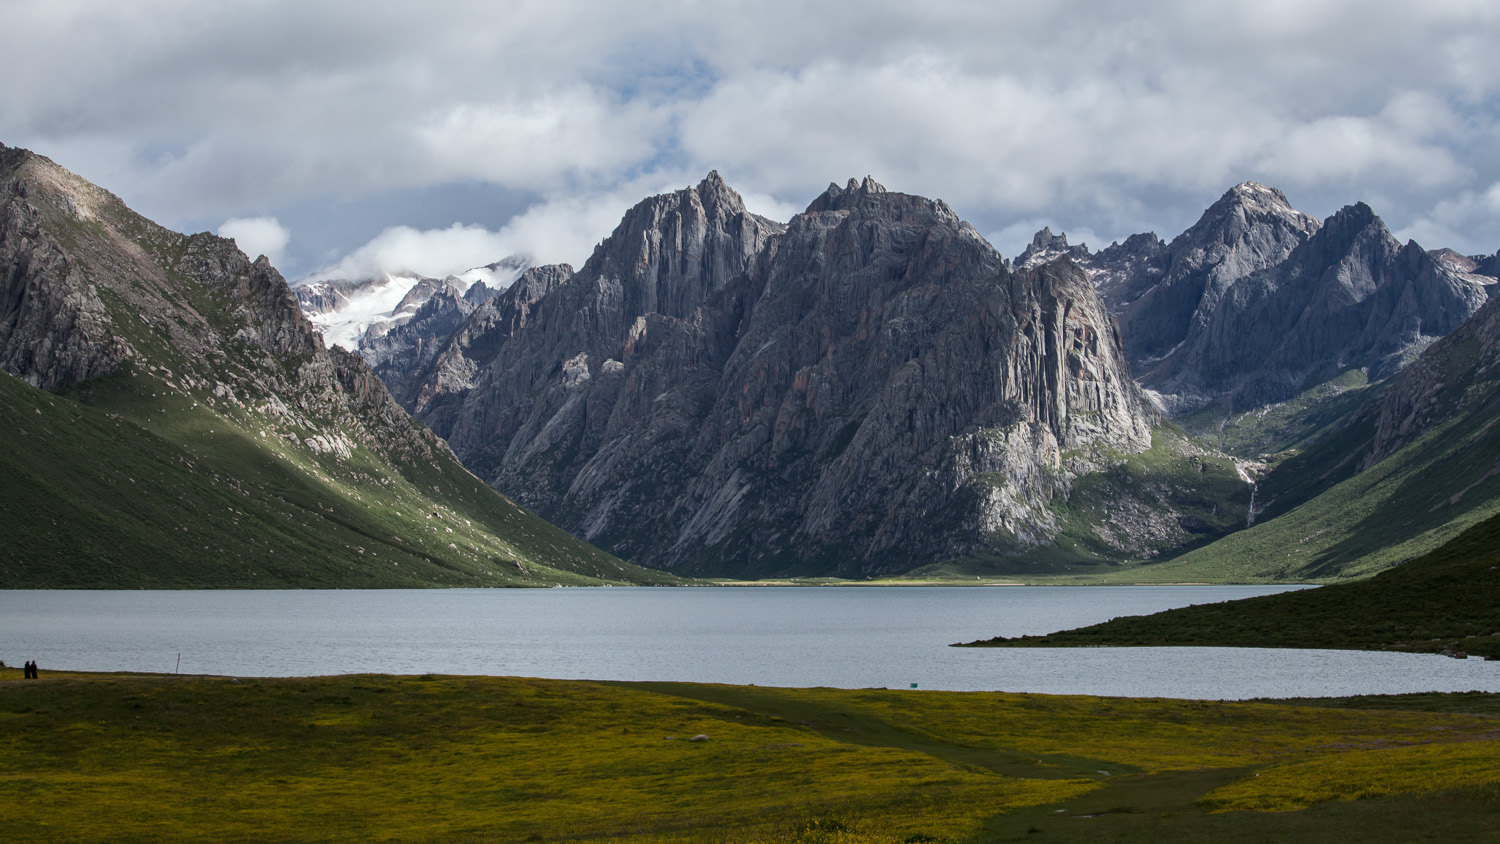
<box><xmin>746</xmin><ymin>687</ymin><xmax>1500</xmax><ymax>772</ymax></box>
<box><xmin>1202</xmin><ymin>740</ymin><xmax>1500</xmax><ymax>813</ymax></box>
<box><xmin>0</xmin><ymin>672</ymin><xmax>1093</xmax><ymax>843</ymax></box>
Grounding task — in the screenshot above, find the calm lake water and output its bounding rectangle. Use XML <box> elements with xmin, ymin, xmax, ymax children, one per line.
<box><xmin>3</xmin><ymin>586</ymin><xmax>1496</xmax><ymax>700</ymax></box>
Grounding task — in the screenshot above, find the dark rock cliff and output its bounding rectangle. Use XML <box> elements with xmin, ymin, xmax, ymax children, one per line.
<box><xmin>1143</xmin><ymin>203</ymin><xmax>1490</xmax><ymax>409</ymax></box>
<box><xmin>403</xmin><ymin>175</ymin><xmax>1159</xmax><ymax>575</ymax></box>
<box><xmin>0</xmin><ymin>143</ymin><xmax>450</xmax><ymax>468</ymax></box>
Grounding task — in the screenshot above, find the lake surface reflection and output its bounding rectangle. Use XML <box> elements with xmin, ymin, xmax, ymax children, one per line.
<box><xmin>3</xmin><ymin>586</ymin><xmax>1495</xmax><ymax>699</ymax></box>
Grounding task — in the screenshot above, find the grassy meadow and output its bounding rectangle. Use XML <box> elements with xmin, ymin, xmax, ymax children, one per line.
<box><xmin>2</xmin><ymin>669</ymin><xmax>1498</xmax><ymax>842</ymax></box>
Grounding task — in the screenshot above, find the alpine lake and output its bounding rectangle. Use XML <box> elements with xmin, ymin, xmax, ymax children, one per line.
<box><xmin>4</xmin><ymin>585</ymin><xmax>1496</xmax><ymax>699</ymax></box>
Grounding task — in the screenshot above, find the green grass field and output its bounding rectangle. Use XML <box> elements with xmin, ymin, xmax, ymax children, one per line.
<box><xmin>0</xmin><ymin>367</ymin><xmax>678</xmax><ymax>588</ymax></box>
<box><xmin>2</xmin><ymin>670</ymin><xmax>1497</xmax><ymax>843</ymax></box>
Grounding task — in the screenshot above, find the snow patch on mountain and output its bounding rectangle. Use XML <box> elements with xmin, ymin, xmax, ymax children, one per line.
<box><xmin>303</xmin><ymin>274</ymin><xmax>429</xmax><ymax>352</ymax></box>
<box><xmin>296</xmin><ymin>256</ymin><xmax>530</xmax><ymax>353</ymax></box>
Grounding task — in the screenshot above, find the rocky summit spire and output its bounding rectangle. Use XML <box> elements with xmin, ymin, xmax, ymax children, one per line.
<box><xmin>1105</xmin><ymin>181</ymin><xmax>1322</xmax><ymax>369</ymax></box>
<box><xmin>805</xmin><ymin>175</ymin><xmax>890</xmax><ymax>214</ymax></box>
<box><xmin>1016</xmin><ymin>226</ymin><xmax>1092</xmax><ymax>270</ymax></box>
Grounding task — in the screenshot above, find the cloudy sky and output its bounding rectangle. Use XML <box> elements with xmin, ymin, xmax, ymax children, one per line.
<box><xmin>5</xmin><ymin>0</ymin><xmax>1498</xmax><ymax>281</ymax></box>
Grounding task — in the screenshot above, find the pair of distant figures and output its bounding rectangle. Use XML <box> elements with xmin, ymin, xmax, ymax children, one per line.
<box><xmin>22</xmin><ymin>661</ymin><xmax>38</xmax><ymax>679</ymax></box>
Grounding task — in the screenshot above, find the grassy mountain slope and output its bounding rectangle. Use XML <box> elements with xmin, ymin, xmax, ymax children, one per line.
<box><xmin>0</xmin><ymin>368</ymin><xmax>672</xmax><ymax>587</ymax></box>
<box><xmin>0</xmin><ymin>144</ymin><xmax>675</xmax><ymax>588</ymax></box>
<box><xmin>1100</xmin><ymin>302</ymin><xmax>1500</xmax><ymax>583</ymax></box>
<box><xmin>959</xmin><ymin>508</ymin><xmax>1500</xmax><ymax>657</ymax></box>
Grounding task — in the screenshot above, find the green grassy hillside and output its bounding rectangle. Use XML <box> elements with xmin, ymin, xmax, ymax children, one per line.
<box><xmin>2</xmin><ymin>670</ymin><xmax>1498</xmax><ymax>842</ymax></box>
<box><xmin>1105</xmin><ymin>328</ymin><xmax>1500</xmax><ymax>583</ymax></box>
<box><xmin>0</xmin><ymin>145</ymin><xmax>678</xmax><ymax>588</ymax></box>
<box><xmin>959</xmin><ymin>508</ymin><xmax>1500</xmax><ymax>657</ymax></box>
<box><xmin>0</xmin><ymin>368</ymin><xmax>677</xmax><ymax>587</ymax></box>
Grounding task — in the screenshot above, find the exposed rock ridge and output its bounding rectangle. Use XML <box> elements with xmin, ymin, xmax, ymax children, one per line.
<box><xmin>1143</xmin><ymin>202</ymin><xmax>1491</xmax><ymax>409</ymax></box>
<box><xmin>1113</xmin><ymin>182</ymin><xmax>1323</xmax><ymax>368</ymax></box>
<box><xmin>0</xmin><ymin>143</ymin><xmax>448</xmax><ymax>469</ymax></box>
<box><xmin>407</xmin><ymin>174</ymin><xmax>1158</xmax><ymax>575</ymax></box>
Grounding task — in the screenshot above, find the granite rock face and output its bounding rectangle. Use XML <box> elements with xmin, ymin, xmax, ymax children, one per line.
<box><xmin>1142</xmin><ymin>203</ymin><xmax>1490</xmax><ymax>410</ymax></box>
<box><xmin>1025</xmin><ymin>183</ymin><xmax>1491</xmax><ymax>413</ymax></box>
<box><xmin>0</xmin><ymin>143</ymin><xmax>449</xmax><ymax>468</ymax></box>
<box><xmin>405</xmin><ymin>175</ymin><xmax>1159</xmax><ymax>575</ymax></box>
<box><xmin>1104</xmin><ymin>183</ymin><xmax>1322</xmax><ymax>369</ymax></box>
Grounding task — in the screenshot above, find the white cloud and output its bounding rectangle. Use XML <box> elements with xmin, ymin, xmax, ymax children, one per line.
<box><xmin>1395</xmin><ymin>182</ymin><xmax>1500</xmax><ymax>255</ymax></box>
<box><xmin>302</xmin><ymin>190</ymin><xmax>647</xmax><ymax>282</ymax></box>
<box><xmin>5</xmin><ymin>1</ymin><xmax>1500</xmax><ymax>263</ymax></box>
<box><xmin>304</xmin><ymin>223</ymin><xmax>519</xmax><ymax>282</ymax></box>
<box><xmin>217</xmin><ymin>216</ymin><xmax>290</xmax><ymax>265</ymax></box>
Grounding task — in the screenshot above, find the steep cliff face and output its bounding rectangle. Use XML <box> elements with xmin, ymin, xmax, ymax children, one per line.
<box><xmin>0</xmin><ymin>143</ymin><xmax>665</xmax><ymax>587</ymax></box>
<box><xmin>1024</xmin><ymin>183</ymin><xmax>1491</xmax><ymax>416</ymax></box>
<box><xmin>1144</xmin><ymin>203</ymin><xmax>1490</xmax><ymax>409</ymax></box>
<box><xmin>1360</xmin><ymin>293</ymin><xmax>1500</xmax><ymax>469</ymax></box>
<box><xmin>403</xmin><ymin>263</ymin><xmax>573</xmax><ymax>438</ymax></box>
<box><xmin>412</xmin><ymin>175</ymin><xmax>1161</xmax><ymax>575</ymax></box>
<box><xmin>1108</xmin><ymin>183</ymin><xmax>1322</xmax><ymax>369</ymax></box>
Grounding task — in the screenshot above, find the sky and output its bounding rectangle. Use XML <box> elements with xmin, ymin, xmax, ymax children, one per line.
<box><xmin>4</xmin><ymin>0</ymin><xmax>1499</xmax><ymax>282</ymax></box>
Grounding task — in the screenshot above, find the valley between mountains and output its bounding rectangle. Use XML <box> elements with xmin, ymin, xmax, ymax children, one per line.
<box><xmin>5</xmin><ymin>142</ymin><xmax>1500</xmax><ymax>606</ymax></box>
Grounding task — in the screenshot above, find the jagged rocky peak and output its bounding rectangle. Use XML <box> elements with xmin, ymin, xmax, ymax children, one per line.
<box><xmin>805</xmin><ymin>175</ymin><xmax>892</xmax><ymax>214</ymax></box>
<box><xmin>412</xmin><ymin>171</ymin><xmax>1162</xmax><ymax>577</ymax></box>
<box><xmin>573</xmin><ymin>171</ymin><xmax>784</xmax><ymax>332</ymax></box>
<box><xmin>1109</xmin><ymin>181</ymin><xmax>1321</xmax><ymax>368</ymax></box>
<box><xmin>1016</xmin><ymin>226</ymin><xmax>1093</xmax><ymax>269</ymax></box>
<box><xmin>1173</xmin><ymin>181</ymin><xmax>1323</xmax><ymax>269</ymax></box>
<box><xmin>1142</xmin><ymin>195</ymin><xmax>1491</xmax><ymax>410</ymax></box>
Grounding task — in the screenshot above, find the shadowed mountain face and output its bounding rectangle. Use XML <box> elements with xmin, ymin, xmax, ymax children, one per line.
<box><xmin>0</xmin><ymin>143</ymin><xmax>670</xmax><ymax>587</ymax></box>
<box><xmin>1143</xmin><ymin>202</ymin><xmax>1490</xmax><ymax>410</ymax></box>
<box><xmin>396</xmin><ymin>175</ymin><xmax>1160</xmax><ymax>576</ymax></box>
<box><xmin>1024</xmin><ymin>183</ymin><xmax>1491</xmax><ymax>415</ymax></box>
<box><xmin>1107</xmin><ymin>183</ymin><xmax>1322</xmax><ymax>371</ymax></box>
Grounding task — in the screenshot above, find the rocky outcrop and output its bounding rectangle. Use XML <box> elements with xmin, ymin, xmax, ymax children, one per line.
<box><xmin>1361</xmin><ymin>292</ymin><xmax>1500</xmax><ymax>469</ymax></box>
<box><xmin>1143</xmin><ymin>203</ymin><xmax>1490</xmax><ymax>409</ymax></box>
<box><xmin>406</xmin><ymin>174</ymin><xmax>1159</xmax><ymax>575</ymax></box>
<box><xmin>0</xmin><ymin>148</ymin><xmax>136</xmax><ymax>390</ymax></box>
<box><xmin>0</xmin><ymin>143</ymin><xmax>448</xmax><ymax>468</ymax></box>
<box><xmin>1015</xmin><ymin>227</ymin><xmax>1090</xmax><ymax>270</ymax></box>
<box><xmin>1107</xmin><ymin>183</ymin><xmax>1323</xmax><ymax>368</ymax></box>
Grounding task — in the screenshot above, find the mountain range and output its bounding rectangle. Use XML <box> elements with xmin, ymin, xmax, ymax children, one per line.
<box><xmin>6</xmin><ymin>138</ymin><xmax>1499</xmax><ymax>587</ymax></box>
<box><xmin>311</xmin><ymin>173</ymin><xmax>1492</xmax><ymax>580</ymax></box>
<box><xmin>0</xmin><ymin>143</ymin><xmax>674</xmax><ymax>587</ymax></box>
